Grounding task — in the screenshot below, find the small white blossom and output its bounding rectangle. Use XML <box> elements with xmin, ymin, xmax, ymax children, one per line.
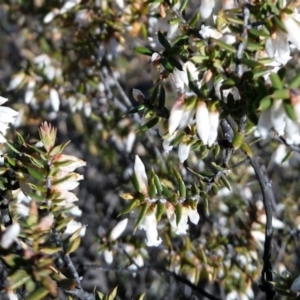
<box><xmin>139</xmin><ymin>209</ymin><xmax>162</xmax><ymax>247</ymax></box>
<box><xmin>1</xmin><ymin>223</ymin><xmax>20</xmax><ymax>249</ymax></box>
<box><xmin>109</xmin><ymin>218</ymin><xmax>128</xmax><ymax>241</ymax></box>
<box><xmin>196</xmin><ymin>101</ymin><xmax>210</xmax><ymax>145</ymax></box>
<box><xmin>134</xmin><ymin>155</ymin><xmax>148</xmax><ymax>194</ymax></box>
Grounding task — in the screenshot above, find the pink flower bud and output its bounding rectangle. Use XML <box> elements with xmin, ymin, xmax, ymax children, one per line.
<box><xmin>168</xmin><ymin>95</ymin><xmax>185</xmax><ymax>135</ymax></box>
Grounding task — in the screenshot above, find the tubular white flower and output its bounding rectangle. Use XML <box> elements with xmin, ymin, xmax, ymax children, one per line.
<box><xmin>168</xmin><ymin>95</ymin><xmax>185</xmax><ymax>134</ymax></box>
<box><xmin>167</xmin><ymin>206</ymin><xmax>200</xmax><ymax>235</ymax></box>
<box><xmin>178</xmin><ymin>142</ymin><xmax>191</xmax><ymax>163</ymax></box>
<box><xmin>134</xmin><ymin>155</ymin><xmax>148</xmax><ymax>194</ymax></box>
<box><xmin>282</xmin><ymin>12</ymin><xmax>300</xmax><ymax>51</ymax></box>
<box><xmin>254</xmin><ymin>108</ymin><xmax>272</xmax><ymax>138</ymax></box>
<box><xmin>139</xmin><ymin>209</ymin><xmax>162</xmax><ymax>247</ymax></box>
<box><xmin>50</xmin><ymin>88</ymin><xmax>60</xmax><ymax>112</ymax></box>
<box><xmin>1</xmin><ymin>223</ymin><xmax>20</xmax><ymax>249</ymax></box>
<box><xmin>265</xmin><ymin>30</ymin><xmax>290</xmax><ymax>65</ymax></box>
<box><xmin>109</xmin><ymin>218</ymin><xmax>128</xmax><ymax>241</ymax></box>
<box><xmin>62</xmin><ymin>220</ymin><xmax>86</xmax><ymax>240</ymax></box>
<box><xmin>271</xmin><ymin>100</ymin><xmax>286</xmax><ymax>136</ymax></box>
<box><xmin>285</xmin><ymin>117</ymin><xmax>300</xmax><ymax>145</ymax></box>
<box><xmin>196</xmin><ymin>101</ymin><xmax>210</xmax><ymax>145</ymax></box>
<box><xmin>171</xmin><ymin>66</ymin><xmax>189</xmax><ymax>91</ymax></box>
<box><xmin>200</xmin><ymin>0</ymin><xmax>215</xmax><ymax>20</ymax></box>
<box><xmin>207</xmin><ymin>110</ymin><xmax>219</xmax><ymax>147</ymax></box>
<box><xmin>162</xmin><ymin>131</ymin><xmax>177</xmax><ymax>153</ymax></box>
<box><xmin>104</xmin><ymin>249</ymin><xmax>114</xmax><ymax>264</ymax></box>
<box><xmin>185</xmin><ymin>61</ymin><xmax>199</xmax><ymax>83</ymax></box>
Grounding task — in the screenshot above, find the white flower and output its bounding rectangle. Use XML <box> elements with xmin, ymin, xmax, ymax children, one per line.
<box><xmin>254</xmin><ymin>108</ymin><xmax>272</xmax><ymax>138</ymax></box>
<box><xmin>109</xmin><ymin>218</ymin><xmax>128</xmax><ymax>241</ymax></box>
<box><xmin>104</xmin><ymin>249</ymin><xmax>114</xmax><ymax>264</ymax></box>
<box><xmin>166</xmin><ymin>206</ymin><xmax>200</xmax><ymax>235</ymax></box>
<box><xmin>200</xmin><ymin>0</ymin><xmax>215</xmax><ymax>20</ymax></box>
<box><xmin>1</xmin><ymin>223</ymin><xmax>20</xmax><ymax>249</ymax></box>
<box><xmin>178</xmin><ymin>142</ymin><xmax>191</xmax><ymax>163</ymax></box>
<box><xmin>50</xmin><ymin>88</ymin><xmax>60</xmax><ymax>112</ymax></box>
<box><xmin>168</xmin><ymin>95</ymin><xmax>185</xmax><ymax>134</ymax></box>
<box><xmin>270</xmin><ymin>100</ymin><xmax>286</xmax><ymax>136</ymax></box>
<box><xmin>196</xmin><ymin>101</ymin><xmax>210</xmax><ymax>145</ymax></box>
<box><xmin>60</xmin><ymin>0</ymin><xmax>81</xmax><ymax>14</ymax></box>
<box><xmin>134</xmin><ymin>155</ymin><xmax>148</xmax><ymax>194</ymax></box>
<box><xmin>265</xmin><ymin>30</ymin><xmax>290</xmax><ymax>65</ymax></box>
<box><xmin>200</xmin><ymin>25</ymin><xmax>222</xmax><ymax>39</ymax></box>
<box><xmin>207</xmin><ymin>110</ymin><xmax>219</xmax><ymax>147</ymax></box>
<box><xmin>282</xmin><ymin>12</ymin><xmax>300</xmax><ymax>51</ymax></box>
<box><xmin>62</xmin><ymin>220</ymin><xmax>86</xmax><ymax>240</ymax></box>
<box><xmin>139</xmin><ymin>209</ymin><xmax>162</xmax><ymax>247</ymax></box>
<box><xmin>285</xmin><ymin>116</ymin><xmax>300</xmax><ymax>145</ymax></box>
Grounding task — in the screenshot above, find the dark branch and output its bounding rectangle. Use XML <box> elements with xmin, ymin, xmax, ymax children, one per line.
<box><xmin>249</xmin><ymin>157</ymin><xmax>276</xmax><ymax>299</ymax></box>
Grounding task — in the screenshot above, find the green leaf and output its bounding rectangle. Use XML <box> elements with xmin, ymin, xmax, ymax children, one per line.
<box><xmin>134</xmin><ymin>46</ymin><xmax>153</xmax><ymax>56</ymax></box>
<box><xmin>149</xmin><ymin>177</ymin><xmax>156</xmax><ymax>199</ymax></box>
<box><xmin>212</xmin><ymin>38</ymin><xmax>236</xmax><ymax>53</ymax></box>
<box><xmin>160</xmin><ymin>57</ymin><xmax>173</xmax><ymax>73</ymax></box>
<box><xmin>241</xmin><ymin>142</ymin><xmax>253</xmax><ymax>157</ymax></box>
<box><xmin>273</xmin><ymin>16</ymin><xmax>287</xmax><ymax>33</ymax></box>
<box><xmin>26</xmin><ymin>287</ymin><xmax>49</xmax><ymax>300</ymax></box>
<box><xmin>49</xmin><ymin>141</ymin><xmax>70</xmax><ymax>156</ymax></box>
<box><xmin>258</xmin><ymin>96</ymin><xmax>272</xmax><ymax>111</ymax></box>
<box><xmin>168</xmin><ymin>57</ymin><xmax>183</xmax><ymax>71</ymax></box>
<box><xmin>220</xmin><ymin>176</ymin><xmax>232</xmax><ymax>191</ymax></box>
<box><xmin>175</xmin><ymin>204</ymin><xmax>182</xmax><ymax>226</ymax></box>
<box><xmin>211</xmin><ymin>184</ymin><xmax>218</xmax><ymax>195</ymax></box>
<box><xmin>127</xmin><ymin>104</ymin><xmax>145</xmax><ymax>114</ymax></box>
<box><xmin>158</xmin><ymin>31</ymin><xmax>171</xmax><ymax>49</ymax></box>
<box><xmin>271</xmin><ymin>89</ymin><xmax>289</xmax><ymax>100</ymax></box>
<box><xmin>120</xmin><ymin>198</ymin><xmax>140</xmax><ymax>215</ymax></box>
<box><xmin>40</xmin><ymin>247</ymin><xmax>62</xmax><ymax>254</ymax></box>
<box><xmin>189</xmin><ymin>12</ymin><xmax>200</xmax><ymax>27</ymax></box>
<box><xmin>5</xmin><ymin>141</ymin><xmax>20</xmax><ymax>154</ymax></box>
<box><xmin>190</xmin><ymin>55</ymin><xmax>209</xmax><ymax>64</ymax></box>
<box><xmin>270</xmin><ymin>72</ymin><xmax>283</xmax><ymax>89</ymax></box>
<box><xmin>156</xmin><ymin>201</ymin><xmax>165</xmax><ymax>221</ymax></box>
<box><xmin>289</xmin><ymin>72</ymin><xmax>300</xmax><ymax>88</ymax></box>
<box><xmin>179</xmin><ymin>0</ymin><xmax>188</xmax><ymax>11</ymax></box>
<box><xmin>249</xmin><ymin>28</ymin><xmax>270</xmax><ymax>37</ymax></box>
<box><xmin>140</xmin><ymin>117</ymin><xmax>161</xmax><ymax>131</ymax></box>
<box><xmin>8</xmin><ymin>270</ymin><xmax>30</xmax><ymax>290</ymax></box>
<box><xmin>232</xmin><ymin>132</ymin><xmax>244</xmax><ymax>150</ymax></box>
<box><xmin>65</xmin><ymin>237</ymin><xmax>81</xmax><ymax>254</ymax></box>
<box><xmin>108</xmin><ymin>286</ymin><xmax>118</xmax><ymax>300</ymax></box>
<box><xmin>153</xmin><ymin>172</ymin><xmax>162</xmax><ymax>196</ymax></box>
<box><xmin>134</xmin><ymin>203</ymin><xmax>148</xmax><ymax>231</ymax></box>
<box><xmin>27</xmin><ymin>167</ymin><xmax>44</xmax><ymax>181</ymax></box>
<box><xmin>283</xmin><ymin>101</ymin><xmax>297</xmax><ymax>121</ymax></box>
<box><xmin>246</xmin><ymin>43</ymin><xmax>264</xmax><ymax>51</ymax></box>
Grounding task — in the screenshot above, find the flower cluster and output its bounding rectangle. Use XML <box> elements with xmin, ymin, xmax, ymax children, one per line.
<box><xmin>129</xmin><ymin>156</ymin><xmax>200</xmax><ymax>247</ymax></box>
<box><xmin>255</xmin><ymin>90</ymin><xmax>300</xmax><ymax>144</ymax></box>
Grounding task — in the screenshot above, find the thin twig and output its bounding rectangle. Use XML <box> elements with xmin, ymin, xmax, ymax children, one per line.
<box><xmin>236</xmin><ymin>1</ymin><xmax>250</xmax><ymax>76</ymax></box>
<box><xmin>52</xmin><ymin>229</ymin><xmax>83</xmax><ymax>290</ymax></box>
<box><xmin>85</xmin><ymin>263</ymin><xmax>221</xmax><ymax>300</ymax></box>
<box><xmin>249</xmin><ymin>157</ymin><xmax>276</xmax><ymax>299</ymax></box>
